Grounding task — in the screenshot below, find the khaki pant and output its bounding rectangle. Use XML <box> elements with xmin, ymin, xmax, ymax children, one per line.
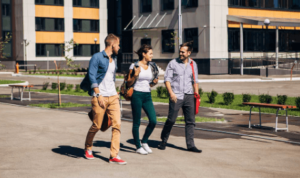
<box><xmin>85</xmin><ymin>95</ymin><xmax>121</xmax><ymax>158</ymax></box>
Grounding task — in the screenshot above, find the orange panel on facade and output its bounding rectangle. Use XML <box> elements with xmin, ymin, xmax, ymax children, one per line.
<box><xmin>229</xmin><ymin>8</ymin><xmax>300</xmax><ymax>19</ymax></box>
<box><xmin>35</xmin><ymin>5</ymin><xmax>64</xmax><ymax>18</ymax></box>
<box><xmin>73</xmin><ymin>7</ymin><xmax>99</xmax><ymax>19</ymax></box>
<box><xmin>73</xmin><ymin>33</ymin><xmax>99</xmax><ymax>44</ymax></box>
<box><xmin>36</xmin><ymin>32</ymin><xmax>65</xmax><ymax>43</ymax></box>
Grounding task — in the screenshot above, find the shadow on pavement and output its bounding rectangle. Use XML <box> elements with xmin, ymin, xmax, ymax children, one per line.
<box><xmin>51</xmin><ymin>145</ymin><xmax>109</xmax><ymax>162</ymax></box>
<box><xmin>93</xmin><ymin>140</ymin><xmax>136</xmax><ymax>153</ymax></box>
<box><xmin>126</xmin><ymin>139</ymin><xmax>187</xmax><ymax>151</ymax></box>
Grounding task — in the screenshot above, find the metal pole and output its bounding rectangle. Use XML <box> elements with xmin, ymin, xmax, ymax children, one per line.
<box><xmin>266</xmin><ymin>25</ymin><xmax>269</xmax><ymax>78</ymax></box>
<box><xmin>178</xmin><ymin>0</ymin><xmax>182</xmax><ymax>47</ymax></box>
<box><xmin>47</xmin><ymin>51</ymin><xmax>49</xmax><ymax>71</ymax></box>
<box><xmin>276</xmin><ymin>26</ymin><xmax>279</xmax><ymax>69</ymax></box>
<box><xmin>240</xmin><ymin>23</ymin><xmax>244</xmax><ymax>75</ymax></box>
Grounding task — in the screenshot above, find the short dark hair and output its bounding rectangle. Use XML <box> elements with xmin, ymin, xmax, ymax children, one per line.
<box><xmin>180</xmin><ymin>41</ymin><xmax>193</xmax><ymax>52</ymax></box>
<box><xmin>105</xmin><ymin>33</ymin><xmax>120</xmax><ymax>47</ymax></box>
<box><xmin>135</xmin><ymin>44</ymin><xmax>153</xmax><ymax>60</ymax></box>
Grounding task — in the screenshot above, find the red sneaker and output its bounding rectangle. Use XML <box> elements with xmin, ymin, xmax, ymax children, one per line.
<box><xmin>84</xmin><ymin>150</ymin><xmax>94</xmax><ymax>160</ymax></box>
<box><xmin>109</xmin><ymin>155</ymin><xmax>127</xmax><ymax>165</ymax></box>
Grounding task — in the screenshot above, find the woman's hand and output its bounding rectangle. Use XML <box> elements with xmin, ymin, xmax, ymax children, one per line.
<box><xmin>134</xmin><ymin>66</ymin><xmax>141</xmax><ymax>77</ymax></box>
<box><xmin>150</xmin><ymin>78</ymin><xmax>158</xmax><ymax>87</ymax></box>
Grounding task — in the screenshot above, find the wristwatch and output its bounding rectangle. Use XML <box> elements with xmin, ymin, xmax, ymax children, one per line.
<box><xmin>95</xmin><ymin>93</ymin><xmax>101</xmax><ymax>98</ymax></box>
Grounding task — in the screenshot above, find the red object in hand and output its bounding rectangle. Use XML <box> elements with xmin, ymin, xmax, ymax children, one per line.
<box><xmin>194</xmin><ymin>93</ymin><xmax>200</xmax><ymax>114</ymax></box>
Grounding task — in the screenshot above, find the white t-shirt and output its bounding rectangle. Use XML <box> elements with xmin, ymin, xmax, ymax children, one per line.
<box><xmin>129</xmin><ymin>63</ymin><xmax>152</xmax><ymax>92</ymax></box>
<box><xmin>98</xmin><ymin>60</ymin><xmax>117</xmax><ymax>96</ymax></box>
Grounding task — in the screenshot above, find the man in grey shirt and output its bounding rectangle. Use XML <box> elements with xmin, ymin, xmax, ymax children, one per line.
<box><xmin>158</xmin><ymin>42</ymin><xmax>202</xmax><ymax>153</ymax></box>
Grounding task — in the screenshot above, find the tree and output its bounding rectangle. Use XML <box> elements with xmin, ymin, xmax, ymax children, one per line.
<box><xmin>0</xmin><ymin>32</ymin><xmax>12</xmax><ymax>70</ymax></box>
<box><xmin>53</xmin><ymin>39</ymin><xmax>79</xmax><ymax>106</ymax></box>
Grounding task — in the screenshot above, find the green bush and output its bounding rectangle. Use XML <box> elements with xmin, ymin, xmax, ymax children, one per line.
<box><xmin>223</xmin><ymin>92</ymin><xmax>234</xmax><ymax>105</ymax></box>
<box><xmin>66</xmin><ymin>84</ymin><xmax>74</xmax><ymax>91</ymax></box>
<box><xmin>75</xmin><ymin>84</ymin><xmax>81</xmax><ymax>92</ymax></box>
<box><xmin>116</xmin><ymin>86</ymin><xmax>120</xmax><ymax>92</ymax></box>
<box><xmin>207</xmin><ymin>90</ymin><xmax>218</xmax><ymax>104</ymax></box>
<box><xmin>51</xmin><ymin>83</ymin><xmax>57</xmax><ymax>90</ymax></box>
<box><xmin>295</xmin><ymin>97</ymin><xmax>300</xmax><ymax>109</ymax></box>
<box><xmin>156</xmin><ymin>86</ymin><xmax>163</xmax><ymax>97</ymax></box>
<box><xmin>198</xmin><ymin>88</ymin><xmax>203</xmax><ymax>97</ymax></box>
<box><xmin>242</xmin><ymin>94</ymin><xmax>251</xmax><ymax>102</ymax></box>
<box><xmin>60</xmin><ymin>82</ymin><xmax>66</xmax><ymax>91</ymax></box>
<box><xmin>259</xmin><ymin>94</ymin><xmax>273</xmax><ymax>104</ymax></box>
<box><xmin>277</xmin><ymin>95</ymin><xmax>287</xmax><ymax>105</ymax></box>
<box><xmin>42</xmin><ymin>82</ymin><xmax>49</xmax><ymax>90</ymax></box>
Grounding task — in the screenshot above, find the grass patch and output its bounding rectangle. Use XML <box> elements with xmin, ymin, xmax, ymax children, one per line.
<box><xmin>151</xmin><ymin>91</ymin><xmax>300</xmax><ymax>117</ymax></box>
<box><xmin>0</xmin><ymin>95</ymin><xmax>9</xmax><ymax>98</ymax></box>
<box><xmin>32</xmin><ymin>89</ymin><xmax>90</xmax><ymax>97</ymax></box>
<box><xmin>30</xmin><ymin>102</ymin><xmax>90</xmax><ymax>109</ymax></box>
<box><xmin>27</xmin><ymin>73</ymin><xmax>124</xmax><ymax>78</ymax></box>
<box><xmin>0</xmin><ymin>80</ymin><xmax>25</xmax><ymax>84</ymax></box>
<box><xmin>142</xmin><ymin>116</ymin><xmax>225</xmax><ymax>124</ymax></box>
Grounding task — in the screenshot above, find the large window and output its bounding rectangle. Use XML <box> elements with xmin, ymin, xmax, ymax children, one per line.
<box><xmin>228</xmin><ymin>28</ymin><xmax>300</xmax><ymax>52</ymax></box>
<box><xmin>183</xmin><ymin>0</ymin><xmax>198</xmax><ymax>8</ymax></box>
<box><xmin>36</xmin><ymin>44</ymin><xmax>64</xmax><ymax>57</ymax></box>
<box><xmin>36</xmin><ymin>18</ymin><xmax>64</xmax><ymax>31</ymax></box>
<box><xmin>74</xmin><ymin>44</ymin><xmax>99</xmax><ymax>56</ymax></box>
<box><xmin>184</xmin><ymin>28</ymin><xmax>199</xmax><ymax>52</ymax></box>
<box><xmin>140</xmin><ymin>0</ymin><xmax>152</xmax><ymax>13</ymax></box>
<box><xmin>141</xmin><ymin>38</ymin><xmax>151</xmax><ymax>46</ymax></box>
<box><xmin>2</xmin><ymin>31</ymin><xmax>11</xmax><ymax>58</ymax></box>
<box><xmin>73</xmin><ymin>19</ymin><xmax>99</xmax><ymax>32</ymax></box>
<box><xmin>2</xmin><ymin>3</ymin><xmax>11</xmax><ymax>16</ymax></box>
<box><xmin>162</xmin><ymin>0</ymin><xmax>174</xmax><ymax>10</ymax></box>
<box><xmin>73</xmin><ymin>0</ymin><xmax>99</xmax><ymax>8</ymax></box>
<box><xmin>229</xmin><ymin>0</ymin><xmax>300</xmax><ymax>10</ymax></box>
<box><xmin>35</xmin><ymin>0</ymin><xmax>64</xmax><ymax>6</ymax></box>
<box><xmin>162</xmin><ymin>30</ymin><xmax>175</xmax><ymax>53</ymax></box>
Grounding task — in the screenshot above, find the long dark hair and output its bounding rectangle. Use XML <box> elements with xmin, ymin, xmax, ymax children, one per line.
<box><xmin>135</xmin><ymin>44</ymin><xmax>153</xmax><ymax>61</ymax></box>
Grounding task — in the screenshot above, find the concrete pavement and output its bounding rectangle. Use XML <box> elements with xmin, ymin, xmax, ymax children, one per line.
<box><xmin>1</xmin><ymin>103</ymin><xmax>300</xmax><ymax>178</ymax></box>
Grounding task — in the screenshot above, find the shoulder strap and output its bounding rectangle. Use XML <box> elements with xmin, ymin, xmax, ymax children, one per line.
<box><xmin>190</xmin><ymin>59</ymin><xmax>196</xmax><ymax>84</ymax></box>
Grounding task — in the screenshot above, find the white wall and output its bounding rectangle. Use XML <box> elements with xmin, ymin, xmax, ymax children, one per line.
<box><xmin>64</xmin><ymin>0</ymin><xmax>73</xmax><ymax>58</ymax></box>
<box><xmin>23</xmin><ymin>0</ymin><xmax>35</xmax><ymax>61</ymax></box>
<box><xmin>99</xmin><ymin>0</ymin><xmax>108</xmax><ymax>51</ymax></box>
<box><xmin>209</xmin><ymin>0</ymin><xmax>228</xmax><ymax>59</ymax></box>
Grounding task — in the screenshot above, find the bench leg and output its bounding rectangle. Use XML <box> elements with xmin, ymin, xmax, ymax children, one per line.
<box><xmin>11</xmin><ymin>87</ymin><xmax>13</xmax><ymax>100</ymax></box>
<box><xmin>275</xmin><ymin>108</ymin><xmax>280</xmax><ymax>132</ymax></box>
<box><xmin>259</xmin><ymin>107</ymin><xmax>262</xmax><ymax>127</ymax></box>
<box><xmin>249</xmin><ymin>106</ymin><xmax>253</xmax><ymax>129</ymax></box>
<box><xmin>29</xmin><ymin>87</ymin><xmax>31</xmax><ymax>101</ymax></box>
<box><xmin>18</xmin><ymin>88</ymin><xmax>20</xmax><ymax>99</ymax></box>
<box><xmin>21</xmin><ymin>87</ymin><xmax>24</xmax><ymax>101</ymax></box>
<box><xmin>285</xmin><ymin>109</ymin><xmax>289</xmax><ymax>132</ymax></box>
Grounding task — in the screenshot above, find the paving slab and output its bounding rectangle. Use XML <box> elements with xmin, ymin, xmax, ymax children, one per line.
<box><xmin>0</xmin><ymin>103</ymin><xmax>300</xmax><ymax>178</ymax></box>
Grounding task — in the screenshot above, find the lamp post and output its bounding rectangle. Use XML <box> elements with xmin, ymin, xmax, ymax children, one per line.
<box><xmin>264</xmin><ymin>19</ymin><xmax>270</xmax><ymax>78</ymax></box>
<box><xmin>23</xmin><ymin>39</ymin><xmax>27</xmax><ymax>72</ymax></box>
<box><xmin>94</xmin><ymin>38</ymin><xmax>97</xmax><ymax>53</ymax></box>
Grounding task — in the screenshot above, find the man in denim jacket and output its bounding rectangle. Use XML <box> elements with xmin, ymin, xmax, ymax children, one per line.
<box><xmin>80</xmin><ymin>34</ymin><xmax>126</xmax><ymax>164</ymax></box>
<box><xmin>158</xmin><ymin>42</ymin><xmax>202</xmax><ymax>153</ymax></box>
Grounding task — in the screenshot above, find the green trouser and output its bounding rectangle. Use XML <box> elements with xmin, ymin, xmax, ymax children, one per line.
<box><xmin>131</xmin><ymin>91</ymin><xmax>157</xmax><ymax>149</ymax></box>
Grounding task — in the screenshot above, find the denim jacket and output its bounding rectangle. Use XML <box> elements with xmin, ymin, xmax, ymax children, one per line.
<box><xmin>80</xmin><ymin>50</ymin><xmax>118</xmax><ymax>96</ymax></box>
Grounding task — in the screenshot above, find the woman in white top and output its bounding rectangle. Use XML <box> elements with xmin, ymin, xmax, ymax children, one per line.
<box><xmin>127</xmin><ymin>44</ymin><xmax>158</xmax><ymax>155</ymax></box>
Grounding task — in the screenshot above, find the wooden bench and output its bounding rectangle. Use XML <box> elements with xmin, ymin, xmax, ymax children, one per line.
<box><xmin>9</xmin><ymin>85</ymin><xmax>34</xmax><ymax>101</ymax></box>
<box><xmin>243</xmin><ymin>102</ymin><xmax>297</xmax><ymax>132</ymax></box>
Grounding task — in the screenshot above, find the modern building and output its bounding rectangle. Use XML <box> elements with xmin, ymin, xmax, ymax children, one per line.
<box><xmin>125</xmin><ymin>0</ymin><xmax>300</xmax><ymax>75</ymax></box>
<box><xmin>0</xmin><ymin>0</ymin><xmax>107</xmax><ymax>70</ymax></box>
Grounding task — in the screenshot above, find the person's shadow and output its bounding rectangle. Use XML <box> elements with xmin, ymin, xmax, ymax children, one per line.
<box><xmin>126</xmin><ymin>139</ymin><xmax>187</xmax><ymax>151</ymax></box>
<box><xmin>52</xmin><ymin>141</ymin><xmax>136</xmax><ymax>162</ymax></box>
<box><xmin>51</xmin><ymin>145</ymin><xmax>109</xmax><ymax>162</ymax></box>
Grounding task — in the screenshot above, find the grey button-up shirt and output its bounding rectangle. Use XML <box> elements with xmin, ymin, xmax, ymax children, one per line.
<box><xmin>164</xmin><ymin>58</ymin><xmax>199</xmax><ymax>100</ymax></box>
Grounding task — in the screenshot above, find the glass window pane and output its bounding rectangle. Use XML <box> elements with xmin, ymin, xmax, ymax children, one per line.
<box><xmin>45</xmin><ymin>18</ymin><xmax>55</xmax><ymax>31</ymax></box>
<box><xmin>2</xmin><ymin>16</ymin><xmax>11</xmax><ymax>31</ymax></box>
<box><xmin>46</xmin><ymin>44</ymin><xmax>55</xmax><ymax>56</ymax></box>
<box><xmin>3</xmin><ymin>42</ymin><xmax>11</xmax><ymax>57</ymax></box>
<box><xmin>82</xmin><ymin>45</ymin><xmax>91</xmax><ymax>56</ymax></box>
<box><xmin>82</xmin><ymin>0</ymin><xmax>90</xmax><ymax>7</ymax></box>
<box><xmin>184</xmin><ymin>28</ymin><xmax>198</xmax><ymax>52</ymax></box>
<box><xmin>44</xmin><ymin>0</ymin><xmax>55</xmax><ymax>5</ymax></box>
<box><xmin>82</xmin><ymin>20</ymin><xmax>91</xmax><ymax>32</ymax></box>
<box><xmin>162</xmin><ymin>30</ymin><xmax>175</xmax><ymax>53</ymax></box>
<box><xmin>2</xmin><ymin>0</ymin><xmax>11</xmax><ymax>4</ymax></box>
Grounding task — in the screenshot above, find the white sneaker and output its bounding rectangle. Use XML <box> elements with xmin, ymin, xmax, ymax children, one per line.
<box><xmin>141</xmin><ymin>143</ymin><xmax>152</xmax><ymax>154</ymax></box>
<box><xmin>136</xmin><ymin>147</ymin><xmax>148</xmax><ymax>155</ymax></box>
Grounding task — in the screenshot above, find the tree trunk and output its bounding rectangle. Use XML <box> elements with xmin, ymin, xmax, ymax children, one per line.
<box><xmin>58</xmin><ymin>75</ymin><xmax>61</xmax><ymax>106</ymax></box>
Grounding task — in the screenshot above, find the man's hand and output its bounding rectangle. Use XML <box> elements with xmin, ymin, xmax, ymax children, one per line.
<box><xmin>170</xmin><ymin>92</ymin><xmax>177</xmax><ymax>103</ymax></box>
<box><xmin>97</xmin><ymin>95</ymin><xmax>106</xmax><ymax>109</ymax></box>
<box><xmin>134</xmin><ymin>66</ymin><xmax>141</xmax><ymax>77</ymax></box>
